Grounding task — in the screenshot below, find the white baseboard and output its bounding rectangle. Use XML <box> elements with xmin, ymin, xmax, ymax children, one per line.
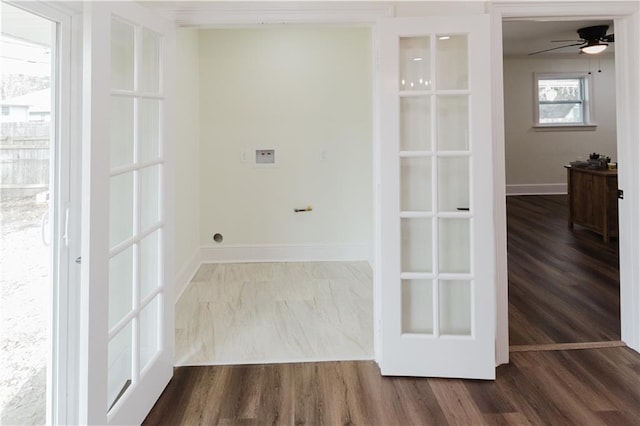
<box><xmin>174</xmin><ymin>247</ymin><xmax>201</xmax><ymax>301</ymax></box>
<box><xmin>176</xmin><ymin>354</ymin><xmax>374</xmax><ymax>367</ymax></box>
<box><xmin>200</xmin><ymin>242</ymin><xmax>371</xmax><ymax>264</ymax></box>
<box><xmin>506</xmin><ymin>183</ymin><xmax>567</xmax><ymax>196</ymax></box>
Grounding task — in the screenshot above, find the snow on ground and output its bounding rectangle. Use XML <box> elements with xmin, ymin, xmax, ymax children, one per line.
<box><xmin>1</xmin><ymin>196</ymin><xmax>48</xmax><ymax>425</ymax></box>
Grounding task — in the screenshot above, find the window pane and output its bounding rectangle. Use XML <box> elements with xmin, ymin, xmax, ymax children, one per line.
<box><xmin>437</xmin><ymin>96</ymin><xmax>468</xmax><ymax>151</ymax></box>
<box><xmin>140</xmin><ymin>165</ymin><xmax>160</xmax><ymax>231</ymax></box>
<box><xmin>402</xmin><ymin>280</ymin><xmax>434</xmax><ymax>334</ymax></box>
<box><xmin>140</xmin><ymin>28</ymin><xmax>161</xmax><ymax>94</ymax></box>
<box><xmin>401</xmin><ymin>218</ymin><xmax>432</xmax><ymax>273</ymax></box>
<box><xmin>400</xmin><ymin>37</ymin><xmax>431</xmax><ymax>91</ymax></box>
<box><xmin>439</xmin><ymin>218</ymin><xmax>470</xmax><ymax>273</ymax></box>
<box><xmin>438</xmin><ymin>156</ymin><xmax>469</xmax><ymax>213</ymax></box>
<box><xmin>439</xmin><ymin>280</ymin><xmax>471</xmax><ymax>336</ymax></box>
<box><xmin>436</xmin><ymin>34</ymin><xmax>468</xmax><ymax>90</ymax></box>
<box><xmin>110</xmin><ymin>96</ymin><xmax>134</xmax><ymax>168</ymax></box>
<box><xmin>110</xmin><ymin>172</ymin><xmax>134</xmax><ymax>248</ymax></box>
<box><xmin>140</xmin><ymin>230</ymin><xmax>160</xmax><ymax>301</ymax></box>
<box><xmin>539</xmin><ymin>103</ymin><xmax>583</xmax><ymax>124</ymax></box>
<box><xmin>400</xmin><ymin>96</ymin><xmax>431</xmax><ymax>151</ymax></box>
<box><xmin>109</xmin><ymin>246</ymin><xmax>133</xmax><ymax>329</ymax></box>
<box><xmin>140</xmin><ymin>296</ymin><xmax>160</xmax><ymax>372</ymax></box>
<box><xmin>138</xmin><ymin>99</ymin><xmax>160</xmax><ymax>162</ymax></box>
<box><xmin>538</xmin><ymin>79</ymin><xmax>582</xmax><ymax>101</ymax></box>
<box><xmin>111</xmin><ymin>18</ymin><xmax>134</xmax><ymax>91</ymax></box>
<box><xmin>108</xmin><ymin>321</ymin><xmax>132</xmax><ymax>411</ymax></box>
<box><xmin>401</xmin><ymin>157</ymin><xmax>432</xmax><ymax>212</ymax></box>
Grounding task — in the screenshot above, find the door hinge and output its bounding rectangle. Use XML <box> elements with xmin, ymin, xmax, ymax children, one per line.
<box><xmin>618</xmin><ymin>189</ymin><xmax>624</xmax><ymax>200</ymax></box>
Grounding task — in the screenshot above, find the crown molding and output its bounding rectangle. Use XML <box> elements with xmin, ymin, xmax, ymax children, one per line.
<box><xmin>491</xmin><ymin>0</ymin><xmax>639</xmax><ymax>19</ymax></box>
<box><xmin>143</xmin><ymin>1</ymin><xmax>394</xmax><ymax>27</ymax></box>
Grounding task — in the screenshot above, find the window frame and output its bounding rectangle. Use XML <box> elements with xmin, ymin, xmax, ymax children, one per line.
<box><xmin>533</xmin><ymin>72</ymin><xmax>596</xmax><ymax>131</ymax></box>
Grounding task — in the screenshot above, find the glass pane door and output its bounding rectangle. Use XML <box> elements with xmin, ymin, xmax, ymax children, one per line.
<box><xmin>0</xmin><ymin>4</ymin><xmax>55</xmax><ymax>424</ymax></box>
<box><xmin>107</xmin><ymin>16</ymin><xmax>163</xmax><ymax>412</ymax></box>
<box><xmin>380</xmin><ymin>15</ymin><xmax>495</xmax><ymax>379</ymax></box>
<box><xmin>81</xmin><ymin>2</ymin><xmax>174</xmax><ymax>423</ymax></box>
<box><xmin>398</xmin><ymin>32</ymin><xmax>472</xmax><ymax>338</ymax></box>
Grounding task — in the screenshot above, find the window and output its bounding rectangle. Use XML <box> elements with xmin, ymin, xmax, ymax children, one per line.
<box><xmin>534</xmin><ymin>73</ymin><xmax>595</xmax><ymax>129</ymax></box>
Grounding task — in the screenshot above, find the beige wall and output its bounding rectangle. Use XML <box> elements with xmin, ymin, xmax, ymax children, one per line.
<box><xmin>174</xmin><ymin>29</ymin><xmax>201</xmax><ymax>276</ymax></box>
<box><xmin>503</xmin><ymin>57</ymin><xmax>617</xmax><ymax>191</ymax></box>
<box><xmin>198</xmin><ymin>27</ymin><xmax>373</xmax><ymax>250</ymax></box>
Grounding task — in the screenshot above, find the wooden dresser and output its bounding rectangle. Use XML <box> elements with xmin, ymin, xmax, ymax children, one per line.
<box><xmin>565</xmin><ymin>165</ymin><xmax>618</xmax><ymax>242</ymax></box>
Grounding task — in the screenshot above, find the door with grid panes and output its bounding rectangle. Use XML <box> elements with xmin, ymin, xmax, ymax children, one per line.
<box><xmin>81</xmin><ymin>2</ymin><xmax>175</xmax><ymax>424</ymax></box>
<box><xmin>379</xmin><ymin>15</ymin><xmax>495</xmax><ymax>379</ymax></box>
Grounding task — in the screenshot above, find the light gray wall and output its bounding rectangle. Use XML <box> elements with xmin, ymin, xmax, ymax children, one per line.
<box><xmin>503</xmin><ymin>57</ymin><xmax>617</xmax><ymax>193</ymax></box>
<box><xmin>197</xmin><ymin>27</ymin><xmax>373</xmax><ymax>250</ymax></box>
<box><xmin>174</xmin><ymin>29</ymin><xmax>201</xmax><ymax>279</ymax></box>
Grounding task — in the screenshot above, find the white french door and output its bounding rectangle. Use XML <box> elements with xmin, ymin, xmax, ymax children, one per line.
<box><xmin>379</xmin><ymin>15</ymin><xmax>495</xmax><ymax>379</ymax></box>
<box><xmin>80</xmin><ymin>2</ymin><xmax>175</xmax><ymax>424</ymax></box>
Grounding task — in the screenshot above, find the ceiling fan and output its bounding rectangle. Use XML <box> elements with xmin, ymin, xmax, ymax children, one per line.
<box><xmin>528</xmin><ymin>25</ymin><xmax>614</xmax><ymax>56</ymax></box>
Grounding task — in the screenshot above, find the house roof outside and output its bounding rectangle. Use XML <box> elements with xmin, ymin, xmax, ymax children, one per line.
<box><xmin>1</xmin><ymin>88</ymin><xmax>50</xmax><ymax>113</ymax></box>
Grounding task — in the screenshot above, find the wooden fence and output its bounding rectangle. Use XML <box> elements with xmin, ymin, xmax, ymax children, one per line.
<box><xmin>1</xmin><ymin>122</ymin><xmax>50</xmax><ymax>196</ymax></box>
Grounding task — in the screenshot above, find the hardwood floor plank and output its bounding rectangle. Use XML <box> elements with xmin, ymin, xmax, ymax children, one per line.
<box><xmin>535</xmin><ymin>351</ymin><xmax>618</xmax><ymax>412</ymax></box>
<box><xmin>184</xmin><ymin>366</ymin><xmax>229</xmax><ymax>425</ymax></box>
<box><xmin>424</xmin><ymin>379</ymin><xmax>487</xmax><ymax>425</ymax></box>
<box><xmin>389</xmin><ymin>377</ymin><xmax>450</xmax><ymax>425</ymax></box>
<box><xmin>596</xmin><ymin>410</ymin><xmax>640</xmax><ymax>426</ymax></box>
<box><xmin>493</xmin><ymin>362</ymin><xmax>566</xmax><ymax>425</ymax></box>
<box><xmin>292</xmin><ymin>363</ymin><xmax>325</xmax><ymax>425</ymax></box>
<box><xmin>482</xmin><ymin>412</ymin><xmax>532</xmax><ymax>426</ymax></box>
<box><xmin>561</xmin><ymin>349</ymin><xmax>640</xmax><ymax>415</ymax></box>
<box><xmin>463</xmin><ymin>380</ymin><xmax>516</xmax><ymax>415</ymax></box>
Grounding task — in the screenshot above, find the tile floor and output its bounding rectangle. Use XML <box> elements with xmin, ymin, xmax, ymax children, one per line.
<box><xmin>175</xmin><ymin>262</ymin><xmax>373</xmax><ymax>366</ymax></box>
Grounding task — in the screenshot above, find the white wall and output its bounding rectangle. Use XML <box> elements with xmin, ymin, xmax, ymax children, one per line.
<box><xmin>174</xmin><ymin>29</ymin><xmax>201</xmax><ymax>289</ymax></box>
<box><xmin>198</xmin><ymin>27</ymin><xmax>373</xmax><ymax>259</ymax></box>
<box><xmin>503</xmin><ymin>57</ymin><xmax>617</xmax><ymax>193</ymax></box>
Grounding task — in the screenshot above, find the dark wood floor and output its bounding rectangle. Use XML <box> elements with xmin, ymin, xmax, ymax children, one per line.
<box><xmin>507</xmin><ymin>195</ymin><xmax>620</xmax><ymax>345</ymax></box>
<box><xmin>144</xmin><ymin>348</ymin><xmax>640</xmax><ymax>425</ymax></box>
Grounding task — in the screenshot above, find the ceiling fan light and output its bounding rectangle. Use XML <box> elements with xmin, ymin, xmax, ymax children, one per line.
<box><xmin>581</xmin><ymin>43</ymin><xmax>608</xmax><ymax>54</ymax></box>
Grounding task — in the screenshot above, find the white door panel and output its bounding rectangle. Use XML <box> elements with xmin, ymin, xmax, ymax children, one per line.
<box><xmin>80</xmin><ymin>2</ymin><xmax>175</xmax><ymax>424</ymax></box>
<box><xmin>379</xmin><ymin>15</ymin><xmax>495</xmax><ymax>379</ymax></box>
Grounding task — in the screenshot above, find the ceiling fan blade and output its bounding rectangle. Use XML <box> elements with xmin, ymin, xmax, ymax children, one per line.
<box><xmin>603</xmin><ymin>34</ymin><xmax>615</xmax><ymax>42</ymax></box>
<box><xmin>528</xmin><ymin>43</ymin><xmax>585</xmax><ymax>56</ymax></box>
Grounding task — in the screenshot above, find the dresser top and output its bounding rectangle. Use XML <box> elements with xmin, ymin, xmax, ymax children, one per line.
<box><xmin>565</xmin><ymin>165</ymin><xmax>618</xmax><ymax>176</ymax></box>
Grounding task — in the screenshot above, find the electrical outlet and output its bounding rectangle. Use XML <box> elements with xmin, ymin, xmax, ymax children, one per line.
<box><xmin>255</xmin><ymin>149</ymin><xmax>276</xmax><ymax>165</ymax></box>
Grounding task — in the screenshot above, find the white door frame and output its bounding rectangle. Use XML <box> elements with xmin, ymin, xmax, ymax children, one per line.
<box><xmin>490</xmin><ymin>1</ymin><xmax>640</xmax><ymax>364</ymax></box>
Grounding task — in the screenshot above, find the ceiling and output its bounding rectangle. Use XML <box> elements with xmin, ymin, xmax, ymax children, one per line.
<box><xmin>502</xmin><ymin>20</ymin><xmax>615</xmax><ymax>58</ymax></box>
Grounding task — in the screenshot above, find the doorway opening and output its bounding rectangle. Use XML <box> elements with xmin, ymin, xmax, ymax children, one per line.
<box><xmin>0</xmin><ymin>3</ymin><xmax>55</xmax><ymax>424</ymax></box>
<box><xmin>173</xmin><ymin>25</ymin><xmax>375</xmax><ymax>366</ymax></box>
<box><xmin>501</xmin><ymin>19</ymin><xmax>621</xmax><ymax>348</ymax></box>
